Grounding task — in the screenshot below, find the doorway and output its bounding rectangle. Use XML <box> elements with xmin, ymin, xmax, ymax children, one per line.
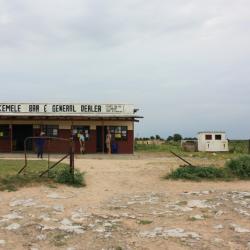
<box><xmin>96</xmin><ymin>126</ymin><xmax>109</xmax><ymax>153</ymax></box>
<box><xmin>96</xmin><ymin>126</ymin><xmax>103</xmax><ymax>153</ymax></box>
<box><xmin>12</xmin><ymin>125</ymin><xmax>33</xmax><ymax>151</ymax></box>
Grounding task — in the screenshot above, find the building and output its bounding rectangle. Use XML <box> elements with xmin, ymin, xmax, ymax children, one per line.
<box><xmin>181</xmin><ymin>140</ymin><xmax>198</xmax><ymax>152</ymax></box>
<box><xmin>197</xmin><ymin>131</ymin><xmax>229</xmax><ymax>152</ymax></box>
<box><xmin>0</xmin><ymin>103</ymin><xmax>142</xmax><ymax>154</ymax></box>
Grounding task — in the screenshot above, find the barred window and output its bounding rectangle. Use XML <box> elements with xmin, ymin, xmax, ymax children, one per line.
<box><xmin>0</xmin><ymin>125</ymin><xmax>9</xmax><ymax>138</ymax></box>
<box><xmin>72</xmin><ymin>126</ymin><xmax>90</xmax><ymax>141</ymax></box>
<box><xmin>109</xmin><ymin>126</ymin><xmax>127</xmax><ymax>141</ymax></box>
<box><xmin>42</xmin><ymin>125</ymin><xmax>59</xmax><ymax>137</ymax></box>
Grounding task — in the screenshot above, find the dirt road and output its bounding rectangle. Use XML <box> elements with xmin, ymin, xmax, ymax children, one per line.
<box><xmin>0</xmin><ymin>154</ymin><xmax>249</xmax><ymax>250</ymax></box>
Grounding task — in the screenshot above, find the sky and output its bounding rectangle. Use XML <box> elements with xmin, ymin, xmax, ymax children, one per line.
<box><xmin>0</xmin><ymin>0</ymin><xmax>249</xmax><ymax>139</ymax></box>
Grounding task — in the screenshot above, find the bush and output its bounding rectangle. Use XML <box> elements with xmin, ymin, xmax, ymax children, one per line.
<box><xmin>226</xmin><ymin>155</ymin><xmax>250</xmax><ymax>179</ymax></box>
<box><xmin>53</xmin><ymin>167</ymin><xmax>85</xmax><ymax>187</ymax></box>
<box><xmin>166</xmin><ymin>165</ymin><xmax>226</xmax><ymax>181</ymax></box>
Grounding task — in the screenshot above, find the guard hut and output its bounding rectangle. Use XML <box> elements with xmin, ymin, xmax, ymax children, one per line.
<box><xmin>197</xmin><ymin>131</ymin><xmax>229</xmax><ymax>152</ymax></box>
<box><xmin>0</xmin><ymin>103</ymin><xmax>142</xmax><ymax>154</ymax></box>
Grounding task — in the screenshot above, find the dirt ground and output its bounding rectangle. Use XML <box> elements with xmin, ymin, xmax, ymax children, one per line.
<box><xmin>0</xmin><ymin>153</ymin><xmax>250</xmax><ymax>250</ymax></box>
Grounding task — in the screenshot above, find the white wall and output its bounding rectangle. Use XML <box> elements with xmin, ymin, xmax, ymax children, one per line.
<box><xmin>198</xmin><ymin>132</ymin><xmax>229</xmax><ymax>152</ymax></box>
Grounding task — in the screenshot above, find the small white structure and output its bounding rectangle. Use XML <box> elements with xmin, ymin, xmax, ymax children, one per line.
<box><xmin>197</xmin><ymin>131</ymin><xmax>229</xmax><ymax>152</ymax></box>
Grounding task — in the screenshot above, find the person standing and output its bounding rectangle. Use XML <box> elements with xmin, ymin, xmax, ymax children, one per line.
<box><xmin>79</xmin><ymin>131</ymin><xmax>85</xmax><ymax>154</ymax></box>
<box><xmin>36</xmin><ymin>132</ymin><xmax>45</xmax><ymax>159</ymax></box>
<box><xmin>106</xmin><ymin>128</ymin><xmax>112</xmax><ymax>154</ymax></box>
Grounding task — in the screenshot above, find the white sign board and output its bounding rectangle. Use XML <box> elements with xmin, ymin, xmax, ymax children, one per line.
<box><xmin>0</xmin><ymin>103</ymin><xmax>135</xmax><ymax>116</ymax></box>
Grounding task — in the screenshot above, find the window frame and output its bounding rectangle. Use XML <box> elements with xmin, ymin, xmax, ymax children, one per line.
<box><xmin>42</xmin><ymin>125</ymin><xmax>59</xmax><ymax>137</ymax></box>
<box><xmin>205</xmin><ymin>134</ymin><xmax>212</xmax><ymax>140</ymax></box>
<box><xmin>109</xmin><ymin>126</ymin><xmax>128</xmax><ymax>141</ymax></box>
<box><xmin>215</xmin><ymin>134</ymin><xmax>222</xmax><ymax>140</ymax></box>
<box><xmin>72</xmin><ymin>125</ymin><xmax>90</xmax><ymax>141</ymax></box>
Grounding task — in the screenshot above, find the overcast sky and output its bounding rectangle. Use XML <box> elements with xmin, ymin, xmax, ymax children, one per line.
<box><xmin>0</xmin><ymin>0</ymin><xmax>249</xmax><ymax>139</ymax></box>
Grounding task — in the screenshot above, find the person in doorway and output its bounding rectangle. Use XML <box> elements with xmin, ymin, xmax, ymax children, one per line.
<box><xmin>36</xmin><ymin>132</ymin><xmax>45</xmax><ymax>159</ymax></box>
<box><xmin>79</xmin><ymin>130</ymin><xmax>85</xmax><ymax>154</ymax></box>
<box><xmin>106</xmin><ymin>128</ymin><xmax>112</xmax><ymax>154</ymax></box>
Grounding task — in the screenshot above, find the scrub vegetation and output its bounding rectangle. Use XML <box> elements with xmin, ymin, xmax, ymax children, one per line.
<box><xmin>0</xmin><ymin>160</ymin><xmax>85</xmax><ymax>191</ymax></box>
<box><xmin>135</xmin><ymin>140</ymin><xmax>249</xmax><ymax>158</ymax></box>
<box><xmin>166</xmin><ymin>155</ymin><xmax>250</xmax><ymax>181</ymax></box>
<box><xmin>134</xmin><ymin>141</ymin><xmax>181</xmax><ymax>153</ymax></box>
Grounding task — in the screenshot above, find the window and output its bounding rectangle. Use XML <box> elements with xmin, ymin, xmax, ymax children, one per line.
<box><xmin>215</xmin><ymin>134</ymin><xmax>222</xmax><ymax>140</ymax></box>
<box><xmin>109</xmin><ymin>126</ymin><xmax>127</xmax><ymax>141</ymax></box>
<box><xmin>205</xmin><ymin>134</ymin><xmax>212</xmax><ymax>140</ymax></box>
<box><xmin>0</xmin><ymin>125</ymin><xmax>9</xmax><ymax>138</ymax></box>
<box><xmin>42</xmin><ymin>125</ymin><xmax>59</xmax><ymax>137</ymax></box>
<box><xmin>72</xmin><ymin>126</ymin><xmax>90</xmax><ymax>141</ymax></box>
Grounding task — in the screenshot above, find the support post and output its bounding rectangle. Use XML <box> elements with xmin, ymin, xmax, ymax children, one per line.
<box><xmin>48</xmin><ymin>138</ymin><xmax>50</xmax><ymax>177</ymax></box>
<box><xmin>18</xmin><ymin>137</ymin><xmax>28</xmax><ymax>174</ymax></box>
<box><xmin>170</xmin><ymin>150</ymin><xmax>194</xmax><ymax>167</ymax></box>
<box><xmin>69</xmin><ymin>139</ymin><xmax>75</xmax><ymax>182</ymax></box>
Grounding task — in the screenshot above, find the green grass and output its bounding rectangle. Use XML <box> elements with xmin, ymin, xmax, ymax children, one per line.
<box><xmin>135</xmin><ymin>141</ymin><xmax>182</xmax><ymax>153</ymax></box>
<box><xmin>135</xmin><ymin>141</ymin><xmax>250</xmax><ymax>160</ymax></box>
<box><xmin>166</xmin><ymin>155</ymin><xmax>250</xmax><ymax>181</ymax></box>
<box><xmin>229</xmin><ymin>140</ymin><xmax>250</xmax><ymax>154</ymax></box>
<box><xmin>226</xmin><ymin>155</ymin><xmax>250</xmax><ymax>179</ymax></box>
<box><xmin>166</xmin><ymin>165</ymin><xmax>228</xmax><ymax>181</ymax></box>
<box><xmin>0</xmin><ymin>159</ymin><xmax>85</xmax><ymax>191</ymax></box>
<box><xmin>138</xmin><ymin>220</ymin><xmax>153</xmax><ymax>225</ymax></box>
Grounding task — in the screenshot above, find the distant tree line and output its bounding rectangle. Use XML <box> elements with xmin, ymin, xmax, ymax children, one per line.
<box><xmin>135</xmin><ymin>134</ymin><xmax>197</xmax><ymax>142</ymax></box>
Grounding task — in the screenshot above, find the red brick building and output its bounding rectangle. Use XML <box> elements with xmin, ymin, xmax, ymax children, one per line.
<box><xmin>0</xmin><ymin>103</ymin><xmax>142</xmax><ymax>154</ymax></box>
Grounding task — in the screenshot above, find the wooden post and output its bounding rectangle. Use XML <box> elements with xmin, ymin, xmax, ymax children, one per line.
<box><xmin>69</xmin><ymin>139</ymin><xmax>75</xmax><ymax>182</ymax></box>
<box><xmin>102</xmin><ymin>120</ymin><xmax>104</xmax><ymax>154</ymax></box>
<box><xmin>48</xmin><ymin>138</ymin><xmax>50</xmax><ymax>177</ymax></box>
<box><xmin>132</xmin><ymin>120</ymin><xmax>135</xmax><ymax>154</ymax></box>
<box><xmin>9</xmin><ymin>124</ymin><xmax>13</xmax><ymax>152</ymax></box>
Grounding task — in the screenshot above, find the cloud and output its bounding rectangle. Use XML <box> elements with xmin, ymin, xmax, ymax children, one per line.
<box><xmin>0</xmin><ymin>0</ymin><xmax>250</xmax><ymax>138</ymax></box>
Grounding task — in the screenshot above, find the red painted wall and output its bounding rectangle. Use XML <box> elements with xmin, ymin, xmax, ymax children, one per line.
<box><xmin>0</xmin><ymin>138</ymin><xmax>11</xmax><ymax>152</ymax></box>
<box><xmin>115</xmin><ymin>130</ymin><xmax>134</xmax><ymax>154</ymax></box>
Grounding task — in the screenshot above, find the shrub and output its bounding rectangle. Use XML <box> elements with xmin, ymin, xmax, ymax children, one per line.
<box><xmin>166</xmin><ymin>165</ymin><xmax>226</xmax><ymax>181</ymax></box>
<box><xmin>226</xmin><ymin>155</ymin><xmax>250</xmax><ymax>179</ymax></box>
<box><xmin>53</xmin><ymin>167</ymin><xmax>85</xmax><ymax>187</ymax></box>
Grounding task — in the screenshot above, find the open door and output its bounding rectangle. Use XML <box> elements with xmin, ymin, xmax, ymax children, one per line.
<box><xmin>12</xmin><ymin>125</ymin><xmax>33</xmax><ymax>151</ymax></box>
<box><xmin>96</xmin><ymin>126</ymin><xmax>103</xmax><ymax>153</ymax></box>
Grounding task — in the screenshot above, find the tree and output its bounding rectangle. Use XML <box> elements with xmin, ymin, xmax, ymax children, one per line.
<box><xmin>167</xmin><ymin>136</ymin><xmax>173</xmax><ymax>141</ymax></box>
<box><xmin>184</xmin><ymin>137</ymin><xmax>197</xmax><ymax>140</ymax></box>
<box><xmin>173</xmin><ymin>133</ymin><xmax>182</xmax><ymax>141</ymax></box>
<box><xmin>155</xmin><ymin>135</ymin><xmax>161</xmax><ymax>140</ymax></box>
<box><xmin>150</xmin><ymin>136</ymin><xmax>155</xmax><ymax>140</ymax></box>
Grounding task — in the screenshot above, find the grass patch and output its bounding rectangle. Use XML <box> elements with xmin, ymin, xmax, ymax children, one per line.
<box><xmin>138</xmin><ymin>220</ymin><xmax>153</xmax><ymax>225</ymax></box>
<box><xmin>115</xmin><ymin>247</ymin><xmax>123</xmax><ymax>250</ymax></box>
<box><xmin>166</xmin><ymin>165</ymin><xmax>227</xmax><ymax>181</ymax></box>
<box><xmin>135</xmin><ymin>141</ymin><xmax>181</xmax><ymax>153</ymax></box>
<box><xmin>166</xmin><ymin>155</ymin><xmax>250</xmax><ymax>181</ymax></box>
<box><xmin>225</xmin><ymin>155</ymin><xmax>250</xmax><ymax>179</ymax></box>
<box><xmin>0</xmin><ymin>159</ymin><xmax>85</xmax><ymax>191</ymax></box>
<box><xmin>50</xmin><ymin>232</ymin><xmax>68</xmax><ymax>247</ymax></box>
<box><xmin>135</xmin><ymin>140</ymin><xmax>249</xmax><ymax>161</ymax></box>
<box><xmin>177</xmin><ymin>200</ymin><xmax>188</xmax><ymax>206</ymax></box>
<box><xmin>50</xmin><ymin>166</ymin><xmax>85</xmax><ymax>187</ymax></box>
<box><xmin>188</xmin><ymin>217</ymin><xmax>199</xmax><ymax>221</ymax></box>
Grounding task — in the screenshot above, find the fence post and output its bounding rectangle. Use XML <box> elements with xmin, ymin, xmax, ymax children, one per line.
<box><xmin>48</xmin><ymin>138</ymin><xmax>50</xmax><ymax>177</ymax></box>
<box><xmin>69</xmin><ymin>139</ymin><xmax>75</xmax><ymax>182</ymax></box>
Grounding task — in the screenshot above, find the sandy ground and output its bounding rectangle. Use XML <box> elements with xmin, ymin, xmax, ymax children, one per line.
<box><xmin>0</xmin><ymin>153</ymin><xmax>250</xmax><ymax>250</ymax></box>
